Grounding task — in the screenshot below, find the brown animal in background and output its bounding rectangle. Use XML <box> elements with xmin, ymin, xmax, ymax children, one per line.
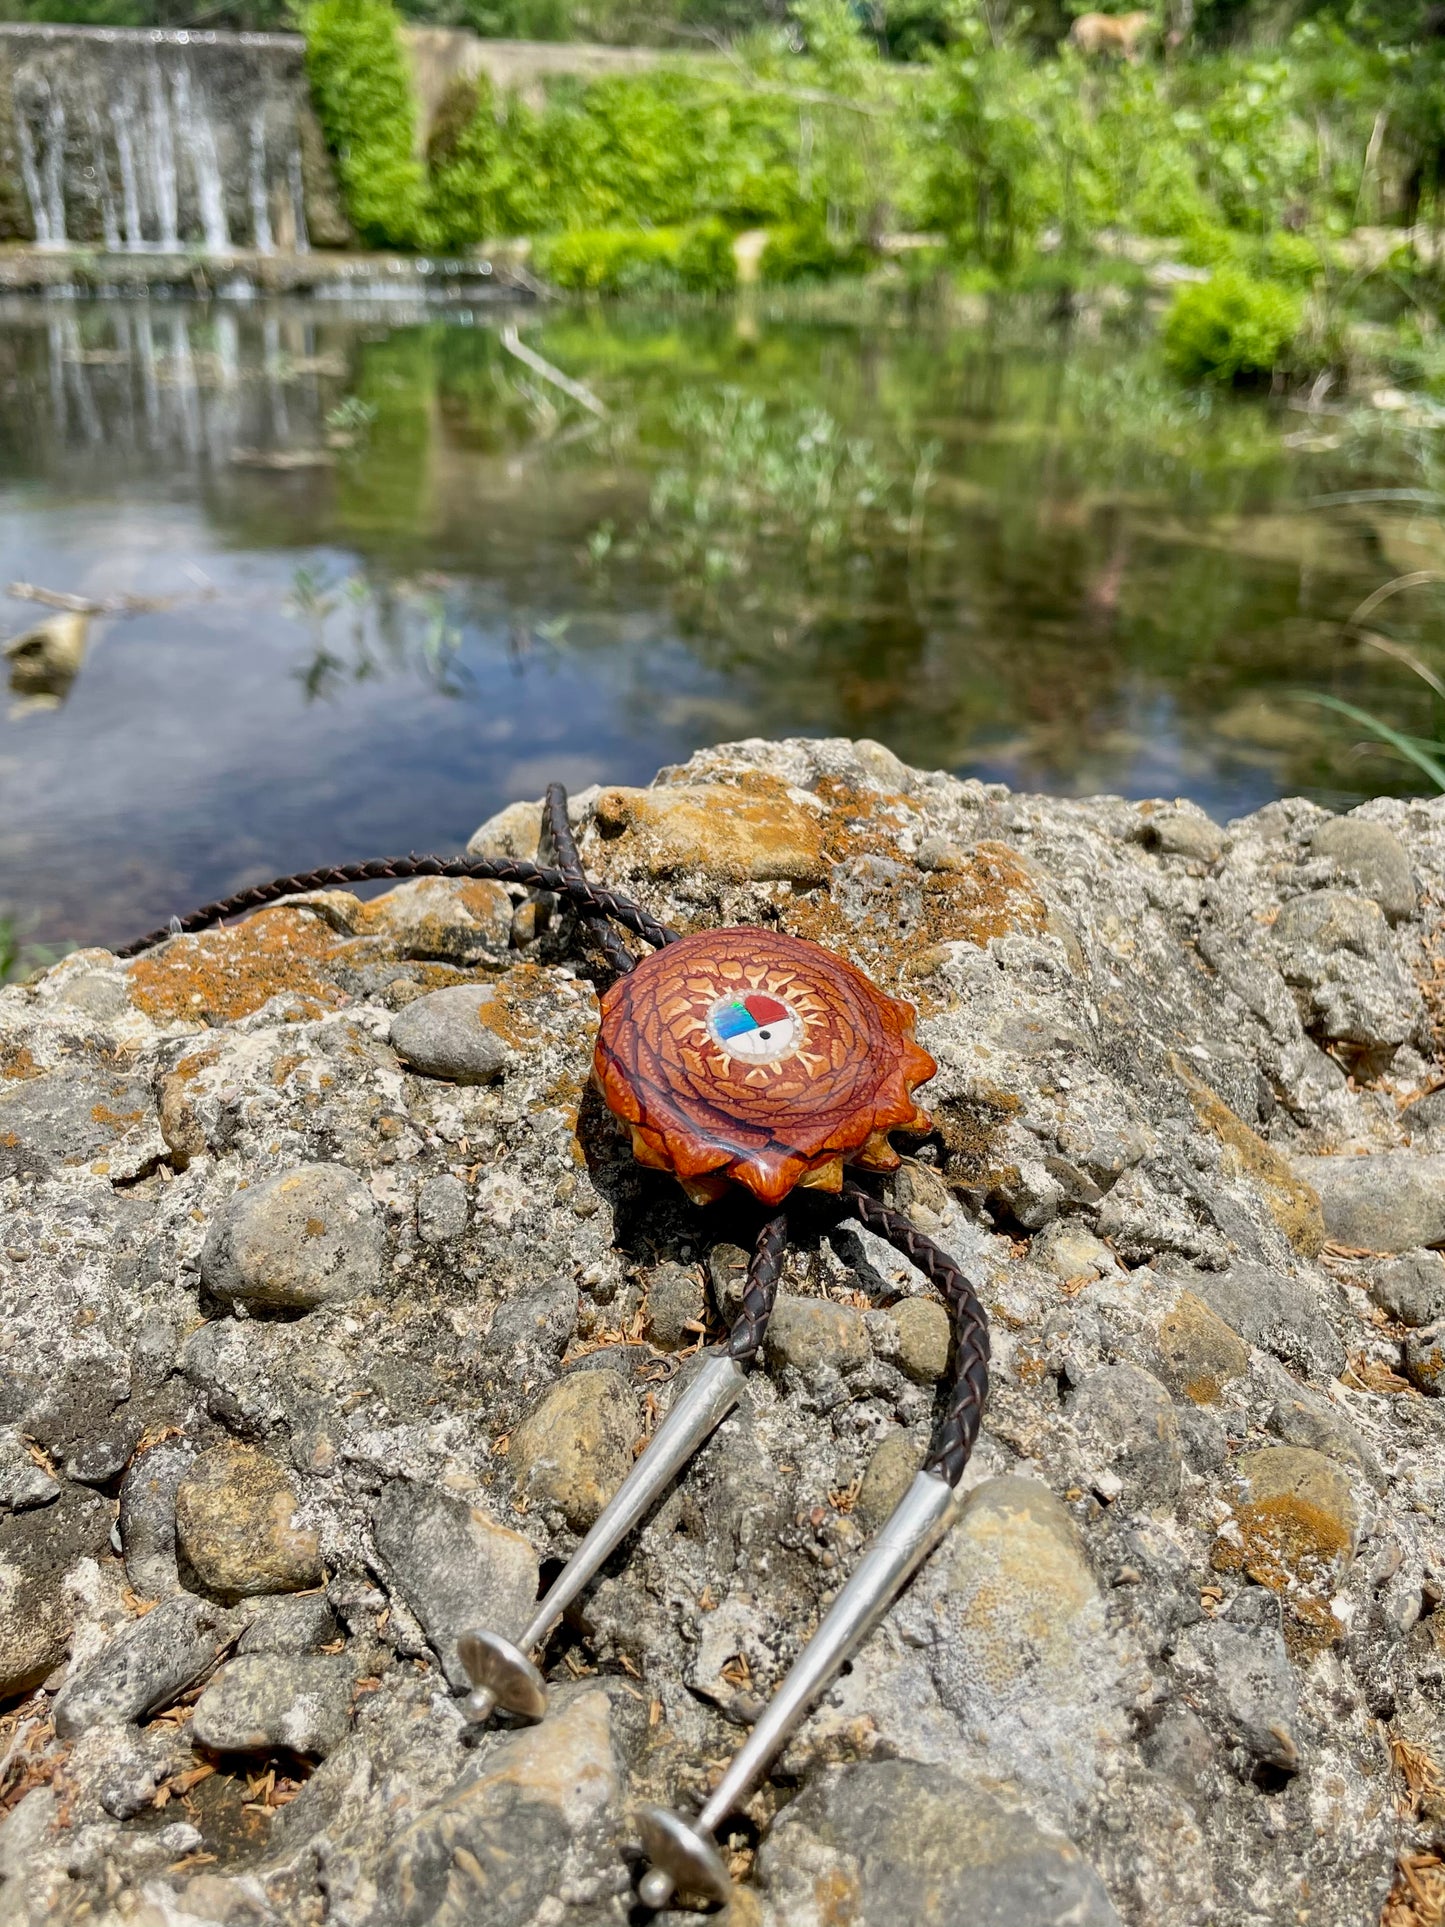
<box><xmin>1068</xmin><ymin>11</ymin><xmax>1155</xmax><ymax>58</ymax></box>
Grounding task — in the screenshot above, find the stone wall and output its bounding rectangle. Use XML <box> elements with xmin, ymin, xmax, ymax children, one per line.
<box><xmin>2</xmin><ymin>737</ymin><xmax>1444</xmax><ymax>1925</ymax></box>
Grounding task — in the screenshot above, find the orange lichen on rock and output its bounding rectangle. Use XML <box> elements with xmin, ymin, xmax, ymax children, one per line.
<box><xmin>592</xmin><ymin>781</ymin><xmax>827</xmax><ymax>886</ymax></box>
<box><xmin>1</xmin><ymin>1045</ymin><xmax>41</xmax><ymax>1082</ymax></box>
<box><xmin>1155</xmin><ymin>1291</ymin><xmax>1250</xmax><ymax>1405</ymax></box>
<box><xmin>1211</xmin><ymin>1446</ymin><xmax>1358</xmax><ymax>1652</ymax></box>
<box><xmin>125</xmin><ymin>909</ymin><xmax>350</xmax><ymax>1025</ymax></box>
<box><xmin>1170</xmin><ymin>1053</ymin><xmax>1325</xmax><ymax>1257</ymax></box>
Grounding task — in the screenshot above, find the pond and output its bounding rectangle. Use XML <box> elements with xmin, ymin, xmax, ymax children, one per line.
<box><xmin>2</xmin><ymin>290</ymin><xmax>1443</xmax><ymax>953</ymax></box>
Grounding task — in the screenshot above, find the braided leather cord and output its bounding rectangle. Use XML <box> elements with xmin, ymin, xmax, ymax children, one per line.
<box><xmin>117</xmin><ymin>854</ymin><xmax>681</xmax><ymax>959</ymax></box>
<box><xmin>541</xmin><ymin>783</ymin><xmax>638</xmax><ymax>976</ymax></box>
<box><xmin>841</xmin><ymin>1182</ymin><xmax>991</xmax><ymax>1488</ymax></box>
<box><xmin>725</xmin><ymin>1211</ymin><xmax>790</xmax><ymax>1362</ymax></box>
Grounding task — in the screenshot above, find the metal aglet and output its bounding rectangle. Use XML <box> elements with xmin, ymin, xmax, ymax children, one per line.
<box><xmin>460</xmin><ymin>1349</ymin><xmax>747</xmax><ymax>1725</ymax></box>
<box><xmin>634</xmin><ymin>1468</ymin><xmax>960</xmax><ymax>1910</ymax></box>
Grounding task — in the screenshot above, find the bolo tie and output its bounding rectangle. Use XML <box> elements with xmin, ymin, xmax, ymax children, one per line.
<box><xmin>123</xmin><ymin>782</ymin><xmax>992</xmax><ymax>1910</ymax></box>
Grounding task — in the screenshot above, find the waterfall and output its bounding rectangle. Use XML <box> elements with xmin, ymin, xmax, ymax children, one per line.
<box><xmin>0</xmin><ymin>26</ymin><xmax>345</xmax><ymax>255</ymax></box>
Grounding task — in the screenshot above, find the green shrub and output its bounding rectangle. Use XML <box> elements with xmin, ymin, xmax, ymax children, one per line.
<box><xmin>1163</xmin><ymin>270</ymin><xmax>1302</xmax><ymax>383</ymax></box>
<box><xmin>535</xmin><ymin>223</ymin><xmax>738</xmax><ymax>295</ymax></box>
<box><xmin>760</xmin><ymin>222</ymin><xmax>870</xmax><ymax>285</ymax></box>
<box><xmin>302</xmin><ymin>0</ymin><xmax>427</xmax><ymax>248</ymax></box>
<box><xmin>425</xmin><ymin>74</ymin><xmax>500</xmax><ymax>250</ymax></box>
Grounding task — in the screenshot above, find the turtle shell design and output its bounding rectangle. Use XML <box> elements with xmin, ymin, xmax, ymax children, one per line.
<box><xmin>594</xmin><ymin>927</ymin><xmax>937</xmax><ymax>1207</ymax></box>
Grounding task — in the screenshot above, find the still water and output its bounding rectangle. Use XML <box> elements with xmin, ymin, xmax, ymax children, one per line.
<box><xmin>2</xmin><ymin>293</ymin><xmax>1442</xmax><ymax>951</ymax></box>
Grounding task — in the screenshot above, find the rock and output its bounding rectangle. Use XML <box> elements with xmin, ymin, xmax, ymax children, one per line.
<box><xmin>1212</xmin><ymin>1447</ymin><xmax>1358</xmax><ymax>1646</ymax></box>
<box><xmin>764</xmin><ymin>1295</ymin><xmax>871</xmax><ymax>1378</ymax></box>
<box><xmin>416</xmin><ymin>1173</ymin><xmax>468</xmax><ymax>1245</ymax></box>
<box><xmin>1138</xmin><ymin>800</ymin><xmax>1223</xmax><ymax>865</ymax></box>
<box><xmin>175</xmin><ymin>1445</ymin><xmax>322</xmax><ymax>1600</ymax></box>
<box><xmin>0</xmin><ymin>1063</ymin><xmax>163</xmax><ymax>1183</ymax></box>
<box><xmin>53</xmin><ymin>1595</ymin><xmax>235</xmax><ymax>1738</ymax></box>
<box><xmin>0</xmin><ymin>1431</ymin><xmax>58</xmax><ymax>1513</ymax></box>
<box><xmin>1311</xmin><ymin>816</ymin><xmax>1416</xmax><ymax>922</ymax></box>
<box><xmin>1172</xmin><ymin>1597</ymin><xmax>1301</xmax><ymax>1774</ymax></box>
<box><xmin>342</xmin><ymin>876</ymin><xmax>514</xmax><ymax>965</ymax></box>
<box><xmin>23</xmin><ymin>1353</ymin><xmax>141</xmax><ymax>1486</ymax></box>
<box><xmin>1266</xmin><ymin>1385</ymin><xmax>1381</xmax><ymax>1485</ymax></box>
<box><xmin>372</xmin><ymin>1479</ymin><xmax>538</xmax><ymax>1690</ymax></box>
<box><xmin>3</xmin><ymin>609</ymin><xmax>89</xmax><ymax>699</ymax></box>
<box><xmin>1032</xmin><ymin>1221</ymin><xmax>1117</xmax><ymax>1286</ymax></box>
<box><xmin>759</xmin><ymin>1758</ymin><xmax>1122</xmax><ymax>1927</ymax></box>
<box><xmin>1066</xmin><ymin>1363</ymin><xmax>1182</xmax><ymax>1510</ymax></box>
<box><xmin>237</xmin><ymin>1592</ymin><xmax>340</xmax><ymax>1656</ymax></box>
<box><xmin>487</xmin><ymin>1279</ymin><xmax>578</xmax><ymax>1364</ymax></box>
<box><xmin>118</xmin><ymin>1441</ymin><xmax>192</xmax><ymax>1599</ymax></box>
<box><xmin>591</xmin><ymin>782</ymin><xmax>827</xmax><ymax>884</ymax></box>
<box><xmin>1154</xmin><ymin>1292</ymin><xmax>1250</xmax><ymax>1404</ymax></box>
<box><xmin>1171</xmin><ymin>1056</ymin><xmax>1325</xmax><ymax>1255</ymax></box>
<box><xmin>643</xmin><ymin>1261</ymin><xmax>708</xmax><ymax>1350</ymax></box>
<box><xmin>1187</xmin><ymin>1260</ymin><xmax>1345</xmax><ymax>1379</ymax></box>
<box><xmin>889</xmin><ymin>1296</ymin><xmax>952</xmax><ymax>1383</ymax></box>
<box><xmin>466</xmin><ymin>797</ymin><xmax>543</xmax><ymax>861</ymax></box>
<box><xmin>706</xmin><ymin>1241</ymin><xmax>751</xmax><ymax>1317</ymax></box>
<box><xmin>389</xmin><ymin>985</ymin><xmax>510</xmax><ymax>1084</ymax></box>
<box><xmin>200</xmin><ymin>1163</ymin><xmax>383</xmax><ymax>1312</ymax></box>
<box><xmin>1271</xmin><ymin>890</ymin><xmax>1421</xmax><ymax>1049</ymax></box>
<box><xmin>1403</xmin><ymin>1321</ymin><xmax>1445</xmax><ymax>1396</ymax></box>
<box><xmin>358</xmin><ymin>1689</ymin><xmax>619</xmax><ymax>1927</ymax></box>
<box><xmin>1368</xmin><ymin>1249</ymin><xmax>1445</xmax><ymax>1327</ymax></box>
<box><xmin>857</xmin><ymin>1431</ymin><xmax>927</xmax><ymax>1530</ymax></box>
<box><xmin>0</xmin><ymin>1488</ymin><xmax>111</xmax><ymax>1696</ymax></box>
<box><xmin>510</xmin><ymin>1368</ymin><xmax>643</xmax><ymax>1531</ymax></box>
<box><xmin>1294</xmin><ymin>1153</ymin><xmax>1445</xmax><ymax>1253</ymax></box>
<box><xmin>191</xmin><ymin>1653</ymin><xmax>353</xmax><ymax>1758</ymax></box>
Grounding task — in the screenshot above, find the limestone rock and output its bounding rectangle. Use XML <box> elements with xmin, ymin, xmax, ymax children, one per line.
<box><xmin>1154</xmin><ymin>1291</ymin><xmax>1249</xmax><ymax>1404</ymax></box>
<box><xmin>1270</xmin><ymin>890</ymin><xmax>1422</xmax><ymax>1048</ymax></box>
<box><xmin>334</xmin><ymin>875</ymin><xmax>513</xmax><ymax>965</ymax></box>
<box><xmin>0</xmin><ymin>1431</ymin><xmax>59</xmax><ymax>1513</ymax></box>
<box><xmin>0</xmin><ymin>1489</ymin><xmax>112</xmax><ymax>1696</ymax></box>
<box><xmin>54</xmin><ymin>1594</ymin><xmax>236</xmax><ymax>1738</ymax></box>
<box><xmin>466</xmin><ymin>797</ymin><xmax>544</xmax><ymax>861</ymax></box>
<box><xmin>1172</xmin><ymin>1056</ymin><xmax>1325</xmax><ymax>1255</ymax></box>
<box><xmin>1311</xmin><ymin>816</ymin><xmax>1415</xmax><ymax>922</ymax></box>
<box><xmin>372</xmin><ymin>1479</ymin><xmax>538</xmax><ymax>1689</ymax></box>
<box><xmin>1212</xmin><ymin>1446</ymin><xmax>1358</xmax><ymax>1647</ymax></box>
<box><xmin>1368</xmin><ymin>1249</ymin><xmax>1445</xmax><ymax>1327</ymax></box>
<box><xmin>759</xmin><ymin>1759</ymin><xmax>1122</xmax><ymax>1927</ymax></box>
<box><xmin>1137</xmin><ymin>800</ymin><xmax>1223</xmax><ymax>864</ymax></box>
<box><xmin>389</xmin><ymin>985</ymin><xmax>510</xmax><ymax>1084</ymax></box>
<box><xmin>237</xmin><ymin>1591</ymin><xmax>340</xmax><ymax>1656</ymax></box>
<box><xmin>1294</xmin><ymin>1153</ymin><xmax>1445</xmax><ymax>1253</ymax></box>
<box><xmin>192</xmin><ymin>1653</ymin><xmax>353</xmax><ymax>1758</ymax></box>
<box><xmin>1403</xmin><ymin>1320</ymin><xmax>1445</xmax><ymax>1396</ymax></box>
<box><xmin>416</xmin><ymin>1172</ymin><xmax>468</xmax><ymax>1245</ymax></box>
<box><xmin>1066</xmin><ymin>1363</ymin><xmax>1182</xmax><ymax>1510</ymax></box>
<box><xmin>1188</xmin><ymin>1260</ymin><xmax>1345</xmax><ymax>1379</ymax></box>
<box><xmin>175</xmin><ymin>1445</ymin><xmax>322</xmax><ymax>1600</ymax></box>
<box><xmin>592</xmin><ymin>782</ymin><xmax>827</xmax><ymax>884</ymax></box>
<box><xmin>1173</xmin><ymin>1596</ymin><xmax>1301</xmax><ymax>1773</ymax></box>
<box><xmin>643</xmin><ymin>1261</ymin><xmax>708</xmax><ymax>1351</ymax></box>
<box><xmin>201</xmin><ymin>1163</ymin><xmax>383</xmax><ymax>1312</ymax></box>
<box><xmin>118</xmin><ymin>1440</ymin><xmax>192</xmax><ymax>1599</ymax></box>
<box><xmin>509</xmin><ymin>1368</ymin><xmax>643</xmax><ymax>1531</ymax></box>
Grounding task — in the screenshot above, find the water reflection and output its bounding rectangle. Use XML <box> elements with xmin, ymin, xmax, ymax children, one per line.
<box><xmin>1</xmin><ymin>293</ymin><xmax>1441</xmax><ymax>949</ymax></box>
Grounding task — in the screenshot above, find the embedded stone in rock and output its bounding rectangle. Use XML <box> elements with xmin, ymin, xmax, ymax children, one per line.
<box><xmin>1188</xmin><ymin>1260</ymin><xmax>1345</xmax><ymax>1380</ymax></box>
<box><xmin>416</xmin><ymin>1173</ymin><xmax>468</xmax><ymax>1246</ymax></box>
<box><xmin>341</xmin><ymin>876</ymin><xmax>513</xmax><ymax>965</ymax></box>
<box><xmin>0</xmin><ymin>1488</ymin><xmax>112</xmax><ymax>1697</ymax></box>
<box><xmin>1172</xmin><ymin>1600</ymin><xmax>1301</xmax><ymax>1774</ymax></box>
<box><xmin>1154</xmin><ymin>1291</ymin><xmax>1250</xmax><ymax>1404</ymax></box>
<box><xmin>1368</xmin><ymin>1249</ymin><xmax>1445</xmax><ymax>1327</ymax></box>
<box><xmin>53</xmin><ymin>1594</ymin><xmax>236</xmax><ymax>1738</ymax></box>
<box><xmin>191</xmin><ymin>1653</ymin><xmax>354</xmax><ymax>1758</ymax></box>
<box><xmin>857</xmin><ymin>1430</ymin><xmax>927</xmax><ymax>1531</ymax></box>
<box><xmin>237</xmin><ymin>1592</ymin><xmax>341</xmax><ymax>1656</ymax></box>
<box><xmin>642</xmin><ymin>1261</ymin><xmax>708</xmax><ymax>1351</ymax></box>
<box><xmin>1267</xmin><ymin>1385</ymin><xmax>1382</xmax><ymax>1484</ymax></box>
<box><xmin>0</xmin><ymin>1431</ymin><xmax>59</xmax><ymax>1513</ymax></box>
<box><xmin>764</xmin><ymin>1295</ymin><xmax>871</xmax><ymax>1378</ymax></box>
<box><xmin>1170</xmin><ymin>1056</ymin><xmax>1325</xmax><ymax>1255</ymax></box>
<box><xmin>175</xmin><ymin>1445</ymin><xmax>322</xmax><ymax>1601</ymax></box>
<box><xmin>930</xmin><ymin>1476</ymin><xmax>1101</xmax><ymax>1719</ymax></box>
<box><xmin>591</xmin><ymin>782</ymin><xmax>827</xmax><ymax>884</ymax></box>
<box><xmin>1271</xmin><ymin>890</ymin><xmax>1422</xmax><ymax>1048</ymax></box>
<box><xmin>888</xmin><ymin>1296</ymin><xmax>952</xmax><ymax>1383</ymax></box>
<box><xmin>509</xmin><ymin>1369</ymin><xmax>643</xmax><ymax>1531</ymax></box>
<box><xmin>1137</xmin><ymin>800</ymin><xmax>1223</xmax><ymax>865</ymax></box>
<box><xmin>466</xmin><ymin>797</ymin><xmax>543</xmax><ymax>861</ymax></box>
<box><xmin>1066</xmin><ymin>1363</ymin><xmax>1182</xmax><ymax>1510</ymax></box>
<box><xmin>1294</xmin><ymin>1153</ymin><xmax>1445</xmax><ymax>1254</ymax></box>
<box><xmin>372</xmin><ymin>1479</ymin><xmax>538</xmax><ymax>1690</ymax></box>
<box><xmin>1212</xmin><ymin>1446</ymin><xmax>1358</xmax><ymax>1649</ymax></box>
<box><xmin>758</xmin><ymin>1758</ymin><xmax>1122</xmax><ymax>1927</ymax></box>
<box><xmin>487</xmin><ymin>1279</ymin><xmax>578</xmax><ymax>1364</ymax></box>
<box><xmin>0</xmin><ymin>1065</ymin><xmax>162</xmax><ymax>1184</ymax></box>
<box><xmin>118</xmin><ymin>1440</ymin><xmax>193</xmax><ymax>1599</ymax></box>
<box><xmin>200</xmin><ymin>1163</ymin><xmax>383</xmax><ymax>1313</ymax></box>
<box><xmin>1311</xmin><ymin>816</ymin><xmax>1416</xmax><ymax>923</ymax></box>
<box><xmin>1403</xmin><ymin>1321</ymin><xmax>1445</xmax><ymax>1396</ymax></box>
<box><xmin>389</xmin><ymin>985</ymin><xmax>510</xmax><ymax>1085</ymax></box>
<box><xmin>357</xmin><ymin>1689</ymin><xmax>619</xmax><ymax>1927</ymax></box>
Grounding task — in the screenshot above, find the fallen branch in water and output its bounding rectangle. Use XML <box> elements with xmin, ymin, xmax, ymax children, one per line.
<box><xmin>6</xmin><ymin>581</ymin><xmax>205</xmax><ymax>616</ymax></box>
<box><xmin>500</xmin><ymin>328</ymin><xmax>609</xmax><ymax>419</ymax></box>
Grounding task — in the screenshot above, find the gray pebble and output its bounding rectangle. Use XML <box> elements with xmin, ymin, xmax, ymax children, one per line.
<box><xmin>0</xmin><ymin>1430</ymin><xmax>59</xmax><ymax>1513</ymax></box>
<box><xmin>389</xmin><ymin>986</ymin><xmax>508</xmax><ymax>1084</ymax></box>
<box><xmin>889</xmin><ymin>1295</ymin><xmax>952</xmax><ymax>1383</ymax></box>
<box><xmin>1172</xmin><ymin>1595</ymin><xmax>1301</xmax><ymax>1774</ymax></box>
<box><xmin>765</xmin><ymin>1294</ymin><xmax>870</xmax><ymax>1378</ymax></box>
<box><xmin>237</xmin><ymin>1592</ymin><xmax>341</xmax><ymax>1656</ymax></box>
<box><xmin>1188</xmin><ymin>1261</ymin><xmax>1345</xmax><ymax>1379</ymax></box>
<box><xmin>1368</xmin><ymin>1249</ymin><xmax>1445</xmax><ymax>1327</ymax></box>
<box><xmin>487</xmin><ymin>1278</ymin><xmax>578</xmax><ymax>1363</ymax></box>
<box><xmin>192</xmin><ymin>1653</ymin><xmax>353</xmax><ymax>1758</ymax></box>
<box><xmin>417</xmin><ymin>1173</ymin><xmax>469</xmax><ymax>1245</ymax></box>
<box><xmin>1311</xmin><ymin>816</ymin><xmax>1416</xmax><ymax>922</ymax></box>
<box><xmin>1294</xmin><ymin>1154</ymin><xmax>1445</xmax><ymax>1254</ymax></box>
<box><xmin>53</xmin><ymin>1595</ymin><xmax>238</xmax><ymax>1738</ymax></box>
<box><xmin>1067</xmin><ymin>1363</ymin><xmax>1182</xmax><ymax>1509</ymax></box>
<box><xmin>119</xmin><ymin>1441</ymin><xmax>193</xmax><ymax>1599</ymax></box>
<box><xmin>643</xmin><ymin>1261</ymin><xmax>707</xmax><ymax>1350</ymax></box>
<box><xmin>1403</xmin><ymin>1321</ymin><xmax>1445</xmax><ymax>1396</ymax></box>
<box><xmin>201</xmin><ymin>1163</ymin><xmax>383</xmax><ymax>1313</ymax></box>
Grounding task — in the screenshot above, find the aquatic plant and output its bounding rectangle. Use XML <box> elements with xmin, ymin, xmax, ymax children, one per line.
<box><xmin>1163</xmin><ymin>271</ymin><xmax>1303</xmax><ymax>384</ymax></box>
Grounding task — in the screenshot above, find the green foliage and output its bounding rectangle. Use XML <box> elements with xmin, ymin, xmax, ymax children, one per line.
<box><xmin>302</xmin><ymin>0</ymin><xmax>428</xmax><ymax>249</ymax></box>
<box><xmin>760</xmin><ymin>220</ymin><xmax>869</xmax><ymax>283</ymax></box>
<box><xmin>1163</xmin><ymin>270</ymin><xmax>1303</xmax><ymax>383</ymax></box>
<box><xmin>0</xmin><ymin>913</ymin><xmax>67</xmax><ymax>986</ymax></box>
<box><xmin>535</xmin><ymin>220</ymin><xmax>739</xmax><ymax>293</ymax></box>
